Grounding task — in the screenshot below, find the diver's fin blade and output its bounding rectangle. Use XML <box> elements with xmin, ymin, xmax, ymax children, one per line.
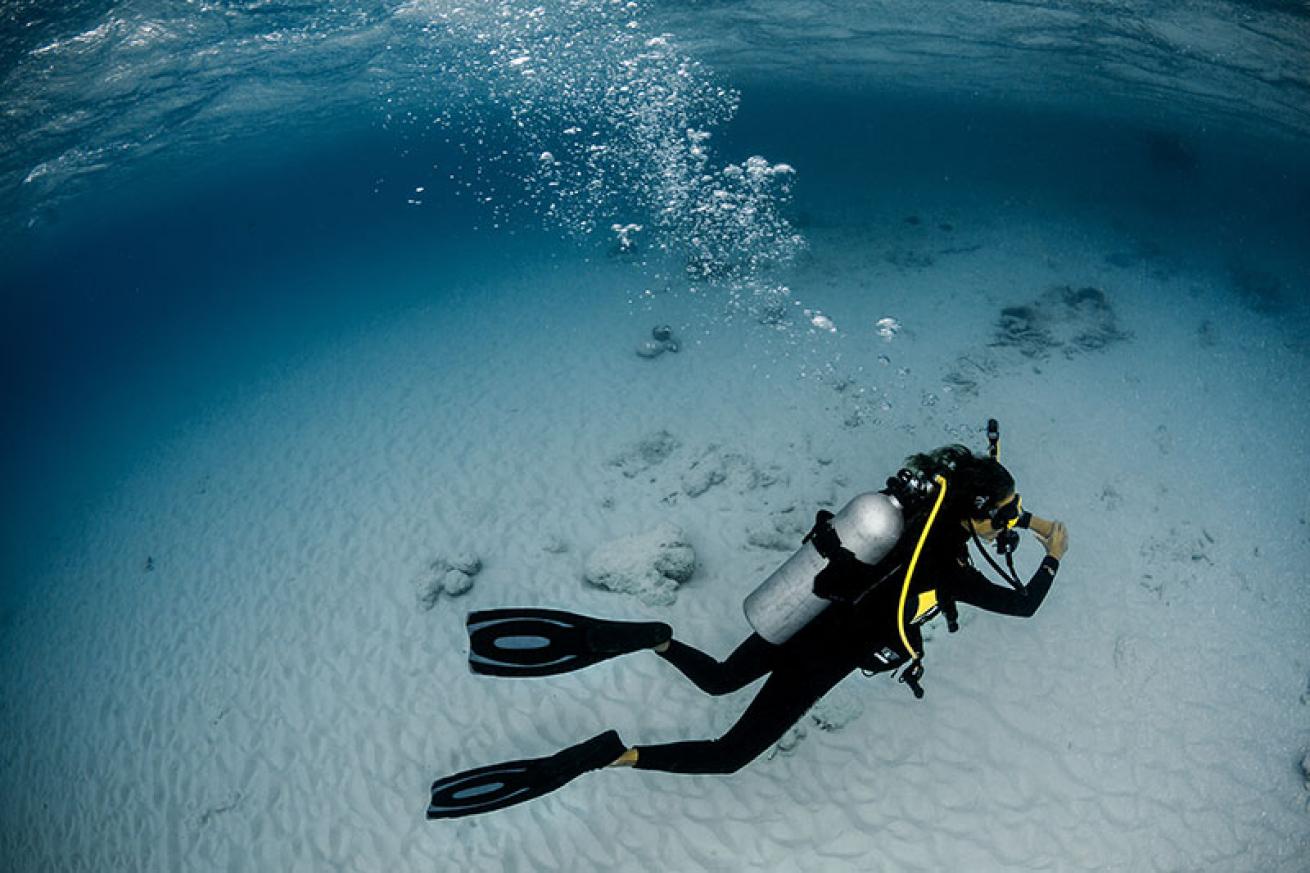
<box><xmin>466</xmin><ymin>608</ymin><xmax>671</xmax><ymax>678</ymax></box>
<box><xmin>466</xmin><ymin>608</ymin><xmax>597</xmax><ymax>677</ymax></box>
<box><xmin>426</xmin><ymin>730</ymin><xmax>626</xmax><ymax>820</ymax></box>
<box><xmin>426</xmin><ymin>758</ymin><xmax>540</xmax><ymax>819</ymax></box>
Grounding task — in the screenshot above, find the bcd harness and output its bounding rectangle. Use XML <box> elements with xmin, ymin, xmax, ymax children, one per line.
<box><xmin>804</xmin><ymin>472</ymin><xmax>1028</xmax><ymax>699</ymax></box>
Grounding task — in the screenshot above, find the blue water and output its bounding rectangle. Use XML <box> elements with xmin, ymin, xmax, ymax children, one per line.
<box><xmin>2</xmin><ymin>1</ymin><xmax>1309</xmax><ymax>868</ymax></box>
<box><xmin>7</xmin><ymin>80</ymin><xmax>1306</xmax><ymax>596</ymax></box>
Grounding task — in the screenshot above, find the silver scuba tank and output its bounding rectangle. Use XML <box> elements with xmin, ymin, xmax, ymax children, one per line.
<box><xmin>743</xmin><ymin>491</ymin><xmax>906</xmax><ymax>644</ymax></box>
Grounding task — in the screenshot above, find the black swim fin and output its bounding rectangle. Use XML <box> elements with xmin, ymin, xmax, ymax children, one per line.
<box><xmin>467</xmin><ymin>608</ymin><xmax>672</xmax><ymax>678</ymax></box>
<box><xmin>427</xmin><ymin>729</ymin><xmax>626</xmax><ymax>819</ymax></box>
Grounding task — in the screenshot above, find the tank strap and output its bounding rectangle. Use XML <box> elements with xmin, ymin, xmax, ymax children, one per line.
<box><xmin>802</xmin><ymin>509</ymin><xmax>841</xmax><ymax>558</ymax></box>
<box><xmin>806</xmin><ymin>509</ymin><xmax>886</xmax><ymax>604</ymax></box>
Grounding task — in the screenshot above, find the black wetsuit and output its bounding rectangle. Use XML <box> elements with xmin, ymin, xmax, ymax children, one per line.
<box><xmin>634</xmin><ymin>524</ymin><xmax>1061</xmax><ymax>775</ymax></box>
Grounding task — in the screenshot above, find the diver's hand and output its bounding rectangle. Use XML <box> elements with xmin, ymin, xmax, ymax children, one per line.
<box><xmin>1033</xmin><ymin>521</ymin><xmax>1068</xmax><ymax>560</ymax></box>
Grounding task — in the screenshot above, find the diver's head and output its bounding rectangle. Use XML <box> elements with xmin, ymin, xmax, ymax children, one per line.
<box><xmin>962</xmin><ymin>450</ymin><xmax>1018</xmax><ymax>538</ymax></box>
<box><xmin>902</xmin><ymin>444</ymin><xmax>1016</xmax><ymax>531</ymax></box>
<box><xmin>966</xmin><ymin>490</ymin><xmax>1021</xmax><ymax>541</ymax></box>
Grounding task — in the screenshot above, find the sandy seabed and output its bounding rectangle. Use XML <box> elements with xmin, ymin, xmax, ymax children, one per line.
<box><xmin>2</xmin><ymin>197</ymin><xmax>1308</xmax><ymax>872</ymax></box>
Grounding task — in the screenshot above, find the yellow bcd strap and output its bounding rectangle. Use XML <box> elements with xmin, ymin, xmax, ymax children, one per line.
<box><xmin>897</xmin><ymin>474</ymin><xmax>948</xmax><ymax>662</ymax></box>
<box><xmin>912</xmin><ymin>589</ymin><xmax>939</xmax><ymax>624</ymax></box>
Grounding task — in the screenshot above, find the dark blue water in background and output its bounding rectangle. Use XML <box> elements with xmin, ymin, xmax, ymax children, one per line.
<box><xmin>2</xmin><ymin>1</ymin><xmax>1308</xmax><ymax>611</ymax></box>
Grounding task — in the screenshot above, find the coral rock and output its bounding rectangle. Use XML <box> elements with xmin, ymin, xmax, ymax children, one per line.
<box><xmin>583</xmin><ymin>522</ymin><xmax>695</xmax><ymax>606</ymax></box>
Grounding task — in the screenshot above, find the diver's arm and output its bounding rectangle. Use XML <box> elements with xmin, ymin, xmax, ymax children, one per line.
<box><xmin>951</xmin><ymin>557</ymin><xmax>1058</xmax><ymax>617</ymax></box>
<box><xmin>1022</xmin><ymin>513</ymin><xmax>1055</xmax><ymax>538</ymax></box>
<box><xmin>953</xmin><ymin>521</ymin><xmax>1068</xmax><ymax>618</ymax></box>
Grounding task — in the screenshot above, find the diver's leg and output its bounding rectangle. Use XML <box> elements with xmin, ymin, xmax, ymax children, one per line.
<box><xmin>656</xmin><ymin>633</ymin><xmax>777</xmax><ymax>696</ymax></box>
<box><xmin>631</xmin><ymin>657</ymin><xmax>855</xmax><ymax>774</ymax></box>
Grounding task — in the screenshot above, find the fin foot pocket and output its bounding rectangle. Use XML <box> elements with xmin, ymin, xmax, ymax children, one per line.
<box><xmin>586</xmin><ymin>620</ymin><xmax>672</xmax><ymax>654</ymax></box>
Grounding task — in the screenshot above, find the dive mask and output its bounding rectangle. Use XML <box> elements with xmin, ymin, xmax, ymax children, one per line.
<box><xmin>987</xmin><ymin>494</ymin><xmax>1023</xmax><ymax>529</ymax></box>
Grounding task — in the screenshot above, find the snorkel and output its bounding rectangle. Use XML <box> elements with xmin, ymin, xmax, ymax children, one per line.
<box><xmin>987</xmin><ymin>418</ymin><xmax>1021</xmax><ymax>558</ymax></box>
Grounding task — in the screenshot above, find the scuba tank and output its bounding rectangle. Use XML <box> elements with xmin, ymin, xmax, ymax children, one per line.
<box><xmin>742</xmin><ymin>420</ymin><xmax>1028</xmax><ymax>700</ymax></box>
<box><xmin>743</xmin><ymin>469</ymin><xmax>938</xmax><ymax>644</ymax></box>
<box><xmin>742</xmin><ymin>492</ymin><xmax>904</xmax><ymax>644</ymax></box>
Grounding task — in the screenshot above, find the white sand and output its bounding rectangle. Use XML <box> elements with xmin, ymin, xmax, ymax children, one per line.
<box><xmin>2</xmin><ymin>203</ymin><xmax>1308</xmax><ymax>872</ymax></box>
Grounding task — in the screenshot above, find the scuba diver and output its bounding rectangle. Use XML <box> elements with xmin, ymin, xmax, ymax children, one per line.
<box><xmin>428</xmin><ymin>422</ymin><xmax>1069</xmax><ymax>819</ymax></box>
